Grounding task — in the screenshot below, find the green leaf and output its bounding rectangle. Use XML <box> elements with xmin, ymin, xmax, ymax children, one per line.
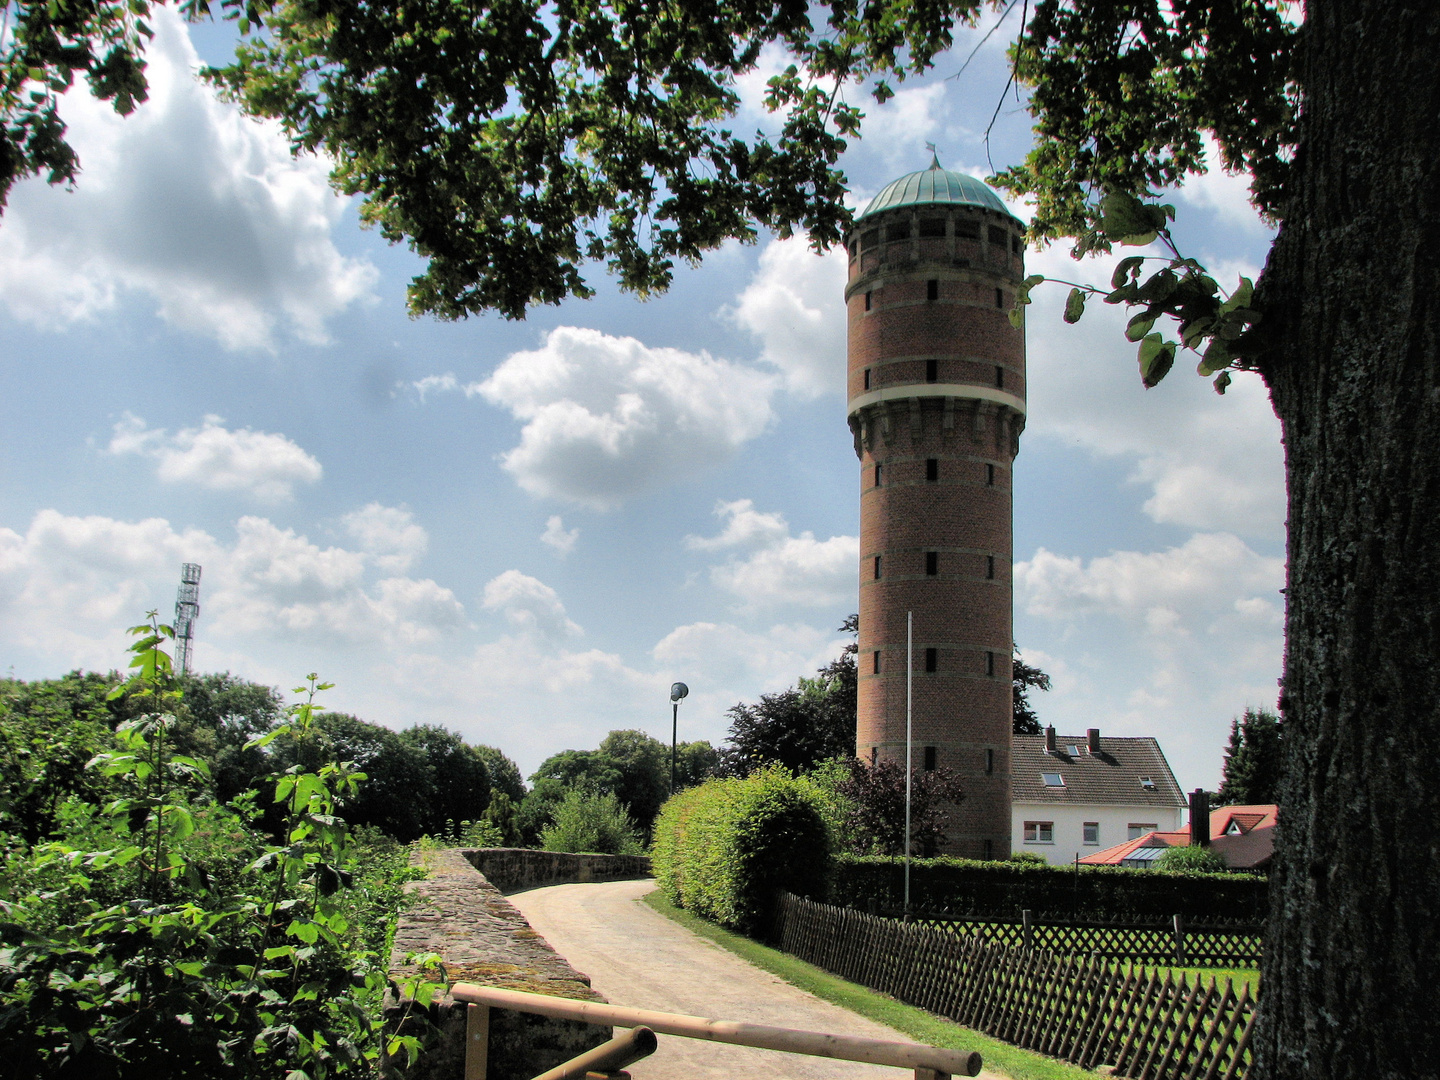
<box><xmin>1063</xmin><ymin>287</ymin><xmax>1086</xmax><ymax>324</ymax></box>
<box><xmin>1137</xmin><ymin>334</ymin><xmax>1176</xmax><ymax>388</ymax></box>
<box><xmin>1213</xmin><ymin>371</ymin><xmax>1233</xmax><ymax>395</ymax></box>
<box><xmin>1125</xmin><ymin>311</ymin><xmax>1157</xmax><ymax>342</ymax></box>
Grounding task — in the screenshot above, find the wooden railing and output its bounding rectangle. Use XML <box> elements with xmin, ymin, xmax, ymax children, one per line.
<box><xmin>450</xmin><ymin>982</ymin><xmax>983</xmax><ymax>1080</ymax></box>
<box><xmin>775</xmin><ymin>893</ymin><xmax>1257</xmax><ymax>1080</ymax></box>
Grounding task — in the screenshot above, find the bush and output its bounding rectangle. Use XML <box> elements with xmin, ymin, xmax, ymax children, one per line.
<box><xmin>1008</xmin><ymin>851</ymin><xmax>1047</xmax><ymax>865</ymax></box>
<box><xmin>1155</xmin><ymin>844</ymin><xmax>1230</xmax><ymax>873</ymax></box>
<box><xmin>540</xmin><ymin>790</ymin><xmax>643</xmax><ymax>855</ymax></box>
<box><xmin>832</xmin><ymin>853</ymin><xmax>1267</xmax><ymax>922</ymax></box>
<box><xmin>651</xmin><ymin>766</ymin><xmax>830</xmax><ymax>935</ymax></box>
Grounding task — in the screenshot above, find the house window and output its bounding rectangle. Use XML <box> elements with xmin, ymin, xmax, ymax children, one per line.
<box><xmin>985</xmin><ymin>748</ymin><xmax>994</xmax><ymax>775</ymax></box>
<box><xmin>864</xmin><ymin>368</ymin><xmax>871</xmax><ymax>390</ymax></box>
<box><xmin>926</xmin><ymin>358</ymin><xmax>938</xmax><ymax>382</ymax></box>
<box><xmin>889</xmin><ymin>221</ymin><xmax>911</xmax><ymax>241</ymax></box>
<box><xmin>925</xmin><ymin>647</ymin><xmax>937</xmax><ymax>673</ymax></box>
<box><xmin>865</xmin><ymin>291</ymin><xmax>872</xmax><ymax>311</ymax></box>
<box><xmin>956</xmin><ymin>220</ymin><xmax>980</xmax><ymax>240</ymax></box>
<box><xmin>874</xmin><ymin>555</ymin><xmax>882</xmax><ymax>580</ymax></box>
<box><xmin>926</xmin><ymin>551</ymin><xmax>938</xmax><ymax>576</ymax></box>
<box><xmin>989</xmin><ymin>225</ymin><xmax>1009</xmax><ymax>247</ymax></box>
<box><xmin>927</xmin><ymin>279</ymin><xmax>939</xmax><ymax>301</ymax></box>
<box><xmin>926</xmin><ymin>458</ymin><xmax>939</xmax><ymax>482</ymax></box>
<box><xmin>923</xmin><ymin>745</ymin><xmax>937</xmax><ymax>771</ymax></box>
<box><xmin>1042</xmin><ymin>772</ymin><xmax>1065</xmax><ymax>787</ymax></box>
<box><xmin>873</xmin><ymin>651</ymin><xmax>881</xmax><ymax>674</ymax></box>
<box><xmin>1083</xmin><ymin>822</ymin><xmax>1100</xmax><ymax>845</ymax></box>
<box><xmin>1128</xmin><ymin>822</ymin><xmax>1158</xmax><ymax>840</ymax></box>
<box><xmin>986</xmin><ymin>554</ymin><xmax>995</xmax><ymax>580</ymax></box>
<box><xmin>986</xmin><ymin>462</ymin><xmax>995</xmax><ymax>486</ymax></box>
<box><xmin>920</xmin><ymin>218</ymin><xmax>946</xmax><ymax>238</ymax></box>
<box><xmin>874</xmin><ymin>462</ymin><xmax>882</xmax><ymax>486</ymax></box>
<box><xmin>1024</xmin><ymin>821</ymin><xmax>1054</xmax><ymax>844</ymax></box>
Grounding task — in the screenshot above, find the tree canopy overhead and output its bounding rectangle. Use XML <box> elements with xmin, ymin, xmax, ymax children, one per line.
<box><xmin>2</xmin><ymin>0</ymin><xmax>985</xmax><ymax>318</ymax></box>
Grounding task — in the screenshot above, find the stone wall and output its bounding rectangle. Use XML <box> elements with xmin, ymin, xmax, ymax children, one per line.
<box><xmin>386</xmin><ymin>849</ymin><xmax>611</xmax><ymax>1080</ymax></box>
<box><xmin>462</xmin><ymin>848</ymin><xmax>652</xmax><ymax>894</ymax></box>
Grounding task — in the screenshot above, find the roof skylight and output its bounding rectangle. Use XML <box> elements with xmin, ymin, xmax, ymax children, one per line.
<box><xmin>1042</xmin><ymin>772</ymin><xmax>1065</xmax><ymax>787</ymax></box>
<box><xmin>1139</xmin><ymin>776</ymin><xmax>1156</xmax><ymax>790</ymax></box>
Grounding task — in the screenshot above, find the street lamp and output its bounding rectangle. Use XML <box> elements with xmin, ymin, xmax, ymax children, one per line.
<box><xmin>669</xmin><ymin>681</ymin><xmax>689</xmax><ymax>796</ymax></box>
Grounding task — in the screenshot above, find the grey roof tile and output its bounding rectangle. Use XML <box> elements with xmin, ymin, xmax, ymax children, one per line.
<box><xmin>1012</xmin><ymin>734</ymin><xmax>1186</xmax><ymax>808</ymax></box>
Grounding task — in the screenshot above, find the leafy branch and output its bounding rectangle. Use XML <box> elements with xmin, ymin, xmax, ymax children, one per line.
<box><xmin>1008</xmin><ymin>191</ymin><xmax>1262</xmax><ymax>393</ymax></box>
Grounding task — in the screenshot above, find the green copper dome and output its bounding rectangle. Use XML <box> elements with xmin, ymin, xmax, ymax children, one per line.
<box><xmin>858</xmin><ymin>155</ymin><xmax>1013</xmax><ymax>220</ymax></box>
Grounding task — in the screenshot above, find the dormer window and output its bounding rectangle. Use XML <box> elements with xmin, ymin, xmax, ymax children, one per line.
<box><xmin>1068</xmin><ymin>745</ymin><xmax>1082</xmax><ymax>757</ymax></box>
<box><xmin>1140</xmin><ymin>776</ymin><xmax>1156</xmax><ymax>791</ymax></box>
<box><xmin>1042</xmin><ymin>772</ymin><xmax>1065</xmax><ymax>787</ymax></box>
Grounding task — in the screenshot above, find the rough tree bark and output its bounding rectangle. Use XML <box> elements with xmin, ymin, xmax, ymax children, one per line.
<box><xmin>1252</xmin><ymin>3</ymin><xmax>1440</xmax><ymax>1077</ymax></box>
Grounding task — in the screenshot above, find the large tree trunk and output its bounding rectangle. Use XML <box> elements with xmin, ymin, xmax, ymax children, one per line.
<box><xmin>1252</xmin><ymin>3</ymin><xmax>1440</xmax><ymax>1078</ymax></box>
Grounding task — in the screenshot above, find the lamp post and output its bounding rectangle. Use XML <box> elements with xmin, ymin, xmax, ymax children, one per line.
<box><xmin>669</xmin><ymin>682</ymin><xmax>689</xmax><ymax>796</ymax></box>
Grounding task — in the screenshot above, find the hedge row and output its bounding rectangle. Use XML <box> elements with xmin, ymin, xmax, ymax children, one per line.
<box><xmin>831</xmin><ymin>854</ymin><xmax>1268</xmax><ymax>922</ymax></box>
<box><xmin>651</xmin><ymin>767</ymin><xmax>830</xmax><ymax>935</ymax></box>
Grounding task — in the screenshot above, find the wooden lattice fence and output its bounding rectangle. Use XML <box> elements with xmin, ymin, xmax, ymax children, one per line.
<box><xmin>902</xmin><ymin>912</ymin><xmax>1263</xmax><ymax>969</ymax></box>
<box><xmin>775</xmin><ymin>894</ymin><xmax>1257</xmax><ymax>1080</ymax></box>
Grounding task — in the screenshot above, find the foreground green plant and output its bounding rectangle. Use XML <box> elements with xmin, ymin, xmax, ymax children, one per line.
<box><xmin>0</xmin><ymin>614</ymin><xmax>419</xmax><ymax>1079</ymax></box>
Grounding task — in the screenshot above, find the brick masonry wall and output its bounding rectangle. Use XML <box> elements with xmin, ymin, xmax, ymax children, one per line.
<box><xmin>386</xmin><ymin>849</ymin><xmax>612</xmax><ymax>1080</ymax></box>
<box><xmin>463</xmin><ymin>848</ymin><xmax>652</xmax><ymax>894</ymax></box>
<box><xmin>846</xmin><ymin>201</ymin><xmax>1024</xmax><ymax>859</ymax></box>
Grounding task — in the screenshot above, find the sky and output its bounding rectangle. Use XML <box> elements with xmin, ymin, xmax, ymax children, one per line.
<box><xmin>0</xmin><ymin>9</ymin><xmax>1286</xmax><ymax>792</ymax></box>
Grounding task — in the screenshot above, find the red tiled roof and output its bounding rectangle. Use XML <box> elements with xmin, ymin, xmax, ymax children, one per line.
<box><xmin>1079</xmin><ymin>806</ymin><xmax>1279</xmax><ymax>870</ymax></box>
<box><xmin>1077</xmin><ymin>830</ymin><xmax>1188</xmax><ymax>865</ymax></box>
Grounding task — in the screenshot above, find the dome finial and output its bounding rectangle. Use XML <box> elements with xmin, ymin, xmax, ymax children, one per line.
<box><xmin>926</xmin><ymin>141</ymin><xmax>941</xmax><ymax>169</ymax></box>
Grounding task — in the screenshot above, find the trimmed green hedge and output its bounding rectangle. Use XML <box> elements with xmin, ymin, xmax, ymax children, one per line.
<box><xmin>651</xmin><ymin>766</ymin><xmax>830</xmax><ymax>935</ymax></box>
<box><xmin>832</xmin><ymin>854</ymin><xmax>1268</xmax><ymax>923</ymax></box>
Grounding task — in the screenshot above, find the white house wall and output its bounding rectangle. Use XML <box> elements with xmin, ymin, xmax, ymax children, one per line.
<box><xmin>1011</xmin><ymin>803</ymin><xmax>1187</xmax><ymax>866</ymax></box>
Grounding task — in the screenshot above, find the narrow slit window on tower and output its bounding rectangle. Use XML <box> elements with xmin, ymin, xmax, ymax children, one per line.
<box><xmin>864</xmin><ymin>368</ymin><xmax>871</xmax><ymax>390</ymax></box>
<box><xmin>926</xmin><ymin>358</ymin><xmax>938</xmax><ymax>383</ymax></box>
<box><xmin>926</xmin><ymin>551</ymin><xmax>938</xmax><ymax>576</ymax></box>
<box><xmin>873</xmin><ymin>651</ymin><xmax>881</xmax><ymax>674</ymax></box>
<box><xmin>996</xmin><ymin>365</ymin><xmax>1005</xmax><ymax>389</ymax></box>
<box><xmin>983</xmin><ymin>838</ymin><xmax>994</xmax><ymax>860</ymax></box>
<box><xmin>865</xmin><ymin>291</ymin><xmax>872</xmax><ymax>311</ymax></box>
<box><xmin>874</xmin><ymin>462</ymin><xmax>882</xmax><ymax>486</ymax></box>
<box><xmin>927</xmin><ymin>279</ymin><xmax>939</xmax><ymax>301</ymax></box>
<box><xmin>923</xmin><ymin>745</ymin><xmax>937</xmax><ymax>770</ymax></box>
<box><xmin>925</xmin><ymin>648</ymin><xmax>937</xmax><ymax>673</ymax></box>
<box><xmin>985</xmin><ymin>748</ymin><xmax>995</xmax><ymax>775</ymax></box>
<box><xmin>874</xmin><ymin>555</ymin><xmax>882</xmax><ymax>580</ymax></box>
<box><xmin>926</xmin><ymin>458</ymin><xmax>938</xmax><ymax>482</ymax></box>
<box><xmin>986</xmin><ymin>462</ymin><xmax>995</xmax><ymax>486</ymax></box>
<box><xmin>986</xmin><ymin>554</ymin><xmax>995</xmax><ymax>580</ymax></box>
<box><xmin>995</xmin><ymin>287</ymin><xmax>1005</xmax><ymax>309</ymax></box>
<box><xmin>986</xmin><ymin>650</ymin><xmax>996</xmax><ymax>676</ymax></box>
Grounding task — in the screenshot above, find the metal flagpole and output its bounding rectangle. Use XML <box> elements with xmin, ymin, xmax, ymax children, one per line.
<box><xmin>905</xmin><ymin>610</ymin><xmax>913</xmax><ymax>917</ymax></box>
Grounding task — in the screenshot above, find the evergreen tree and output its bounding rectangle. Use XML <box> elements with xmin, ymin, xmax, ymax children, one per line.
<box><xmin>1012</xmin><ymin>645</ymin><xmax>1051</xmax><ymax>736</ymax></box>
<box><xmin>1218</xmin><ymin>709</ymin><xmax>1284</xmax><ymax>806</ymax></box>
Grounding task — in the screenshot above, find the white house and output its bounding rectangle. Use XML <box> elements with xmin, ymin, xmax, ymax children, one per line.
<box><xmin>1011</xmin><ymin>727</ymin><xmax>1187</xmax><ymax>866</ymax></box>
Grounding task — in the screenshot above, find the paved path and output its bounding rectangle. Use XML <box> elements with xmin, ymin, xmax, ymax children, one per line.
<box><xmin>508</xmin><ymin>879</ymin><xmax>999</xmax><ymax>1080</ymax></box>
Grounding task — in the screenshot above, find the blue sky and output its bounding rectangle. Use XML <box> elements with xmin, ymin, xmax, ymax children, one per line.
<box><xmin>0</xmin><ymin>10</ymin><xmax>1285</xmax><ymax>790</ymax></box>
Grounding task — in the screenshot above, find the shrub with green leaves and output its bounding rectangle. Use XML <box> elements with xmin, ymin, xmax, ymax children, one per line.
<box><xmin>651</xmin><ymin>766</ymin><xmax>830</xmax><ymax>936</ymax></box>
<box><xmin>1154</xmin><ymin>844</ymin><xmax>1230</xmax><ymax>873</ymax></box>
<box><xmin>0</xmin><ymin>614</ymin><xmax>422</xmax><ymax>1079</ymax></box>
<box><xmin>539</xmin><ymin>790</ymin><xmax>642</xmax><ymax>855</ymax></box>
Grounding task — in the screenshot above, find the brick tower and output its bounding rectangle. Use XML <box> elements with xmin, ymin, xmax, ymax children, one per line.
<box><xmin>845</xmin><ymin>157</ymin><xmax>1026</xmax><ymax>860</ymax></box>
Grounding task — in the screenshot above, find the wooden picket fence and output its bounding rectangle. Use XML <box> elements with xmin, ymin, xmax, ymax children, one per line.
<box><xmin>901</xmin><ymin>911</ymin><xmax>1264</xmax><ymax>969</ymax></box>
<box><xmin>775</xmin><ymin>894</ymin><xmax>1257</xmax><ymax>1080</ymax></box>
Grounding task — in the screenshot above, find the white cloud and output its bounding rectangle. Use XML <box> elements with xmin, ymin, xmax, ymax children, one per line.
<box><xmin>1023</xmin><ymin>242</ymin><xmax>1286</xmax><ymax>538</ymax></box>
<box><xmin>540</xmin><ymin>516</ymin><xmax>579</xmax><ymax>557</ymax></box>
<box><xmin>725</xmin><ymin>236</ymin><xmax>848</xmax><ymax>398</ymax></box>
<box><xmin>856</xmin><ymin>83</ymin><xmax>950</xmax><ymax>165</ymax></box>
<box><xmin>0</xmin><ymin>7</ymin><xmax>375</xmax><ymax>350</ymax></box>
<box><xmin>343</xmin><ymin>503</ymin><xmax>428</xmax><ymax>573</ymax></box>
<box><xmin>109</xmin><ymin>413</ymin><xmax>322</xmax><ymax>502</ymax></box>
<box><xmin>688</xmin><ymin>499</ymin><xmax>857</xmax><ymax>610</ymax></box>
<box><xmin>0</xmin><ymin>510</ymin><xmax>465</xmax><ymax>669</ymax></box>
<box><xmin>482</xmin><ymin>570</ymin><xmax>583</xmax><ymax>640</ymax></box>
<box><xmin>1175</xmin><ymin>136</ymin><xmax>1274</xmax><ymax>234</ymax></box>
<box><xmin>472</xmin><ymin>326</ymin><xmax>777</xmax><ymax>509</ymax></box>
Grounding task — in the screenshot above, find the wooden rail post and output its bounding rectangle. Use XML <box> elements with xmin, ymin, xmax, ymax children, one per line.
<box><xmin>1173</xmin><ymin>914</ymin><xmax>1186</xmax><ymax>966</ymax></box>
<box><xmin>465</xmin><ymin>1004</ymin><xmax>489</xmax><ymax>1080</ymax></box>
<box><xmin>1022</xmin><ymin>910</ymin><xmax>1034</xmax><ymax>952</ymax></box>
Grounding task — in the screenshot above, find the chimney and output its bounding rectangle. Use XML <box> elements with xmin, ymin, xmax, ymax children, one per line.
<box><xmin>1189</xmin><ymin>789</ymin><xmax>1211</xmax><ymax>846</ymax></box>
<box><xmin>1045</xmin><ymin>726</ymin><xmax>1056</xmax><ymax>754</ymax></box>
<box><xmin>1087</xmin><ymin>728</ymin><xmax>1101</xmax><ymax>755</ymax></box>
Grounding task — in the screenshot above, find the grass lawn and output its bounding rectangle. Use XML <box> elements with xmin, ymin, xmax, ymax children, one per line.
<box><xmin>642</xmin><ymin>890</ymin><xmax>1095</xmax><ymax>1080</ymax></box>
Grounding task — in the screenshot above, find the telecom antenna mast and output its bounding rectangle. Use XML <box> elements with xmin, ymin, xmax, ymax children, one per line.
<box><xmin>174</xmin><ymin>563</ymin><xmax>202</xmax><ymax>676</ymax></box>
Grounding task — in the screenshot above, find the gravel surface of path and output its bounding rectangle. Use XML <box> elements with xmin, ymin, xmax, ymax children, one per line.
<box><xmin>508</xmin><ymin>878</ymin><xmax>999</xmax><ymax>1080</ymax></box>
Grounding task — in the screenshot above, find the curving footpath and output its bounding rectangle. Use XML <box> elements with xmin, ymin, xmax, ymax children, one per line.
<box><xmin>508</xmin><ymin>879</ymin><xmax>1005</xmax><ymax>1080</ymax></box>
